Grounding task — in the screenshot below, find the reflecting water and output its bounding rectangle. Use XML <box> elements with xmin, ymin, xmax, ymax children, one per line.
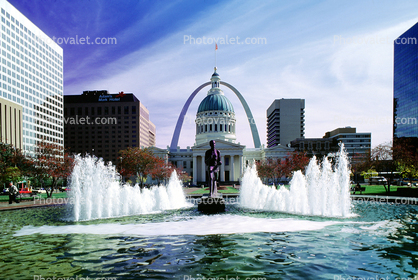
<box><xmin>1</xmin><ymin>201</ymin><xmax>418</xmax><ymax>280</ymax></box>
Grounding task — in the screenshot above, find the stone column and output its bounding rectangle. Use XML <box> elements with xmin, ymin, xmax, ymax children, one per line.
<box><xmin>193</xmin><ymin>155</ymin><xmax>197</xmax><ymax>185</ymax></box>
<box><xmin>221</xmin><ymin>155</ymin><xmax>225</xmax><ymax>181</ymax></box>
<box><xmin>201</xmin><ymin>156</ymin><xmax>206</xmax><ymax>183</ymax></box>
<box><xmin>230</xmin><ymin>155</ymin><xmax>235</xmax><ymax>181</ymax></box>
<box><xmin>239</xmin><ymin>155</ymin><xmax>243</xmax><ymax>178</ymax></box>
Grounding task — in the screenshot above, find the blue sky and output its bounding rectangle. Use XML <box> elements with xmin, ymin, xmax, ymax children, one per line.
<box><xmin>9</xmin><ymin>0</ymin><xmax>418</xmax><ymax>149</ymax></box>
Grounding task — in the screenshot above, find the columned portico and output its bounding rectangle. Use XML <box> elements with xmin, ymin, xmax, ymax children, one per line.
<box><xmin>191</xmin><ymin>139</ymin><xmax>244</xmax><ymax>184</ymax></box>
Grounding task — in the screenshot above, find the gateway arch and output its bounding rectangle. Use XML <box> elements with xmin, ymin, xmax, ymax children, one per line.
<box><xmin>170</xmin><ymin>81</ymin><xmax>261</xmax><ymax>150</ymax></box>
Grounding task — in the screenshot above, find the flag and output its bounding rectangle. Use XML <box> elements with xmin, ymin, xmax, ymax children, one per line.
<box><xmin>215</xmin><ymin>43</ymin><xmax>218</xmax><ymax>50</ymax></box>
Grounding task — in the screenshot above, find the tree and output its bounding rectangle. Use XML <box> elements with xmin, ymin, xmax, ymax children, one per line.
<box><xmin>393</xmin><ymin>138</ymin><xmax>418</xmax><ymax>184</ymax></box>
<box><xmin>280</xmin><ymin>151</ymin><xmax>310</xmax><ymax>178</ymax></box>
<box><xmin>256</xmin><ymin>158</ymin><xmax>275</xmax><ymax>184</ymax></box>
<box><xmin>3</xmin><ymin>166</ymin><xmax>22</xmax><ymax>184</ymax></box>
<box><xmin>255</xmin><ymin>151</ymin><xmax>310</xmax><ymax>185</ymax></box>
<box><xmin>34</xmin><ymin>141</ymin><xmax>75</xmax><ymax>197</ymax></box>
<box><xmin>118</xmin><ymin>147</ymin><xmax>157</xmax><ymax>187</ymax></box>
<box><xmin>0</xmin><ymin>142</ymin><xmax>33</xmax><ymax>187</ymax></box>
<box><xmin>149</xmin><ymin>157</ymin><xmax>172</xmax><ymax>185</ymax></box>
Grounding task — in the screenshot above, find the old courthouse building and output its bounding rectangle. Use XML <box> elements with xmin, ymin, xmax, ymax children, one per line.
<box><xmin>151</xmin><ymin>68</ymin><xmax>293</xmax><ymax>185</ymax></box>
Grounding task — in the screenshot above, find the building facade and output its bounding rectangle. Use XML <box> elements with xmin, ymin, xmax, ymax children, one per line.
<box><xmin>0</xmin><ymin>0</ymin><xmax>63</xmax><ymax>156</ymax></box>
<box><xmin>323</xmin><ymin>127</ymin><xmax>371</xmax><ymax>162</ymax></box>
<box><xmin>64</xmin><ymin>90</ymin><xmax>155</xmax><ymax>164</ymax></box>
<box><xmin>267</xmin><ymin>98</ymin><xmax>305</xmax><ymax>148</ymax></box>
<box><xmin>0</xmin><ymin>96</ymin><xmax>22</xmax><ymax>149</ymax></box>
<box><xmin>290</xmin><ymin>137</ymin><xmax>338</xmax><ymax>158</ymax></box>
<box><xmin>393</xmin><ymin>22</ymin><xmax>418</xmax><ymax>144</ymax></box>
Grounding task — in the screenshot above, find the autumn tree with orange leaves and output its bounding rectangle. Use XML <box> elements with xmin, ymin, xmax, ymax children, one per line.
<box><xmin>34</xmin><ymin>141</ymin><xmax>74</xmax><ymax>197</ymax></box>
<box><xmin>256</xmin><ymin>151</ymin><xmax>310</xmax><ymax>185</ymax></box>
<box><xmin>118</xmin><ymin>147</ymin><xmax>190</xmax><ymax>187</ymax></box>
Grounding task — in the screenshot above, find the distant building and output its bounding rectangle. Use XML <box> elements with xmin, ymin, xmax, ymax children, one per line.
<box><xmin>291</xmin><ymin>127</ymin><xmax>371</xmax><ymax>163</ymax></box>
<box><xmin>267</xmin><ymin>99</ymin><xmax>305</xmax><ymax>147</ymax></box>
<box><xmin>323</xmin><ymin>127</ymin><xmax>371</xmax><ymax>162</ymax></box>
<box><xmin>64</xmin><ymin>90</ymin><xmax>155</xmax><ymax>164</ymax></box>
<box><xmin>290</xmin><ymin>137</ymin><xmax>338</xmax><ymax>158</ymax></box>
<box><xmin>0</xmin><ymin>97</ymin><xmax>23</xmax><ymax>149</ymax></box>
<box><xmin>393</xmin><ymin>22</ymin><xmax>418</xmax><ymax>147</ymax></box>
<box><xmin>0</xmin><ymin>0</ymin><xmax>64</xmax><ymax>156</ymax></box>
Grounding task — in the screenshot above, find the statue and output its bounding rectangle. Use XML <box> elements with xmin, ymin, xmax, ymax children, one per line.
<box><xmin>205</xmin><ymin>140</ymin><xmax>222</xmax><ymax>197</ymax></box>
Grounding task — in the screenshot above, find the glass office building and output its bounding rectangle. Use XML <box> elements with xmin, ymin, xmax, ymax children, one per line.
<box><xmin>393</xmin><ymin>22</ymin><xmax>418</xmax><ymax>140</ymax></box>
<box><xmin>0</xmin><ymin>0</ymin><xmax>63</xmax><ymax>157</ymax></box>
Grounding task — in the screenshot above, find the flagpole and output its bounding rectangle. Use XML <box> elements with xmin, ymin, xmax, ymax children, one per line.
<box><xmin>215</xmin><ymin>43</ymin><xmax>217</xmax><ymax>69</ymax></box>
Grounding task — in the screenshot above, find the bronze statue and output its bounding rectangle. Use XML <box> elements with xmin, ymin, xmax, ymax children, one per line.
<box><xmin>205</xmin><ymin>140</ymin><xmax>222</xmax><ymax>197</ymax></box>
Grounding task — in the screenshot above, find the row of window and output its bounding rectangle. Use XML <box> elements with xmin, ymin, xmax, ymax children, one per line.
<box><xmin>65</xmin><ymin>105</ymin><xmax>137</xmax><ymax>116</ymax></box>
<box><xmin>197</xmin><ymin>124</ymin><xmax>235</xmax><ymax>133</ymax></box>
<box><xmin>1</xmin><ymin>9</ymin><xmax>63</xmax><ymax>66</ymax></box>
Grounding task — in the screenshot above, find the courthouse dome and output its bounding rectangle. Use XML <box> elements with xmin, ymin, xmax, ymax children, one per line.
<box><xmin>197</xmin><ymin>68</ymin><xmax>234</xmax><ymax>113</ymax></box>
<box><xmin>197</xmin><ymin>93</ymin><xmax>234</xmax><ymax>113</ymax></box>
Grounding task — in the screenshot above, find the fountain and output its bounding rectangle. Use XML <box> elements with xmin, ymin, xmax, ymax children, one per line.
<box><xmin>69</xmin><ymin>155</ymin><xmax>191</xmax><ymax>221</ymax></box>
<box><xmin>240</xmin><ymin>143</ymin><xmax>352</xmax><ymax>217</ymax></box>
<box><xmin>5</xmin><ymin>144</ymin><xmax>418</xmax><ymax>280</ymax></box>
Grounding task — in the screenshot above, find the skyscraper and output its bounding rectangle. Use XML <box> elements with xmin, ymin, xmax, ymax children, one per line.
<box><xmin>64</xmin><ymin>90</ymin><xmax>155</xmax><ymax>164</ymax></box>
<box><xmin>267</xmin><ymin>98</ymin><xmax>305</xmax><ymax>147</ymax></box>
<box><xmin>0</xmin><ymin>0</ymin><xmax>63</xmax><ymax>156</ymax></box>
<box><xmin>393</xmin><ymin>22</ymin><xmax>418</xmax><ymax>143</ymax></box>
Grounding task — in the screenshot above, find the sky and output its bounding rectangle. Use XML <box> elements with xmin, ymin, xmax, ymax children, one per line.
<box><xmin>8</xmin><ymin>0</ymin><xmax>418</xmax><ymax>149</ymax></box>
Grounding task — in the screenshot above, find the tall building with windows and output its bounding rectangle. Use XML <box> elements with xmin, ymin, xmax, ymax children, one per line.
<box><xmin>0</xmin><ymin>0</ymin><xmax>64</xmax><ymax>156</ymax></box>
<box><xmin>267</xmin><ymin>98</ymin><xmax>305</xmax><ymax>147</ymax></box>
<box><xmin>64</xmin><ymin>90</ymin><xmax>155</xmax><ymax>164</ymax></box>
<box><xmin>393</xmin><ymin>22</ymin><xmax>418</xmax><ymax>143</ymax></box>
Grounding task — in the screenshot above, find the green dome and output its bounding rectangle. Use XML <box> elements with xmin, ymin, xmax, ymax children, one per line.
<box><xmin>197</xmin><ymin>93</ymin><xmax>234</xmax><ymax>113</ymax></box>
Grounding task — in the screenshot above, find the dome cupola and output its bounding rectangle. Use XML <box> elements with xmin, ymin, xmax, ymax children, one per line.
<box><xmin>195</xmin><ymin>68</ymin><xmax>236</xmax><ymax>145</ymax></box>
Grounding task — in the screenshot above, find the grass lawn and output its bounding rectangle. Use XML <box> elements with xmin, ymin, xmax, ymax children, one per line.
<box><xmin>189</xmin><ymin>186</ymin><xmax>240</xmax><ymax>194</ymax></box>
<box><xmin>0</xmin><ymin>191</ymin><xmax>68</xmax><ymax>201</ymax></box>
<box><xmin>351</xmin><ymin>184</ymin><xmax>400</xmax><ymax>195</ymax></box>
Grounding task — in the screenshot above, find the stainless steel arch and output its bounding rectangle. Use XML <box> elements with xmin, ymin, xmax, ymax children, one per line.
<box><xmin>170</xmin><ymin>81</ymin><xmax>261</xmax><ymax>150</ymax></box>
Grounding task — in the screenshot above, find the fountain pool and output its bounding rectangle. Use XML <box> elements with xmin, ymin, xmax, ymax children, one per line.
<box><xmin>1</xmin><ymin>148</ymin><xmax>417</xmax><ymax>279</ymax></box>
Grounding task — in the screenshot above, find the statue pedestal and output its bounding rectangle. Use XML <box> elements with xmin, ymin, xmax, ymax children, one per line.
<box><xmin>198</xmin><ymin>194</ymin><xmax>226</xmax><ymax>214</ymax></box>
